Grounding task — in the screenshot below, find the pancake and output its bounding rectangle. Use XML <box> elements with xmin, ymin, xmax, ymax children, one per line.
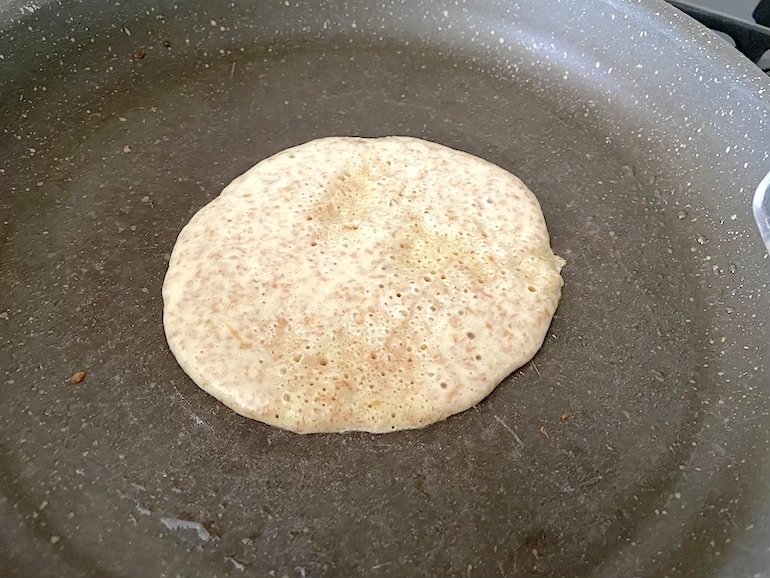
<box><xmin>162</xmin><ymin>136</ymin><xmax>565</xmax><ymax>433</ymax></box>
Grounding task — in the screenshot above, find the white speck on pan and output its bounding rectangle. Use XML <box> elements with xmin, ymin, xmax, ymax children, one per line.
<box><xmin>160</xmin><ymin>517</ymin><xmax>211</xmax><ymax>541</ymax></box>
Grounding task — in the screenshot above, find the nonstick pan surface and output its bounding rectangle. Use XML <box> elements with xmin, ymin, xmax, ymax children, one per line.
<box><xmin>1</xmin><ymin>0</ymin><xmax>769</xmax><ymax>576</ymax></box>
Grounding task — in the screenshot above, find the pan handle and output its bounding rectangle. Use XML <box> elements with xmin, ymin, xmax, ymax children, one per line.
<box><xmin>754</xmin><ymin>169</ymin><xmax>770</xmax><ymax>255</ymax></box>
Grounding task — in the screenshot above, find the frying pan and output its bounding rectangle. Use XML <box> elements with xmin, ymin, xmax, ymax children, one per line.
<box><xmin>1</xmin><ymin>0</ymin><xmax>769</xmax><ymax>576</ymax></box>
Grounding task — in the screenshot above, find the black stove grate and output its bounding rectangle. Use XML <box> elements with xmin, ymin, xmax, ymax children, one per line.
<box><xmin>667</xmin><ymin>0</ymin><xmax>770</xmax><ymax>69</ymax></box>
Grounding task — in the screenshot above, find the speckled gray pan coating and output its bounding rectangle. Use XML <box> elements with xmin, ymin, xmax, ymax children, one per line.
<box><xmin>1</xmin><ymin>0</ymin><xmax>769</xmax><ymax>576</ymax></box>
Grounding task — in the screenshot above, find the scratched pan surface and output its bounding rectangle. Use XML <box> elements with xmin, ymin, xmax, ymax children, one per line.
<box><xmin>1</xmin><ymin>0</ymin><xmax>769</xmax><ymax>576</ymax></box>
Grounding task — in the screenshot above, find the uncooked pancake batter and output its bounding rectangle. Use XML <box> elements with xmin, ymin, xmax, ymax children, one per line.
<box><xmin>163</xmin><ymin>136</ymin><xmax>565</xmax><ymax>433</ymax></box>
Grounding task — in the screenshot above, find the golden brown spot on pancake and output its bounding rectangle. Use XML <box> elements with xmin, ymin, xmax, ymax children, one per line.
<box><xmin>395</xmin><ymin>220</ymin><xmax>497</xmax><ymax>284</ymax></box>
<box><xmin>225</xmin><ymin>323</ymin><xmax>241</xmax><ymax>340</ymax></box>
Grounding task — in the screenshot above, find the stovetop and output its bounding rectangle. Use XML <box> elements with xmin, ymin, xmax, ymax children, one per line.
<box><xmin>669</xmin><ymin>0</ymin><xmax>770</xmax><ymax>70</ymax></box>
<box><xmin>693</xmin><ymin>0</ymin><xmax>763</xmax><ymax>20</ymax></box>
